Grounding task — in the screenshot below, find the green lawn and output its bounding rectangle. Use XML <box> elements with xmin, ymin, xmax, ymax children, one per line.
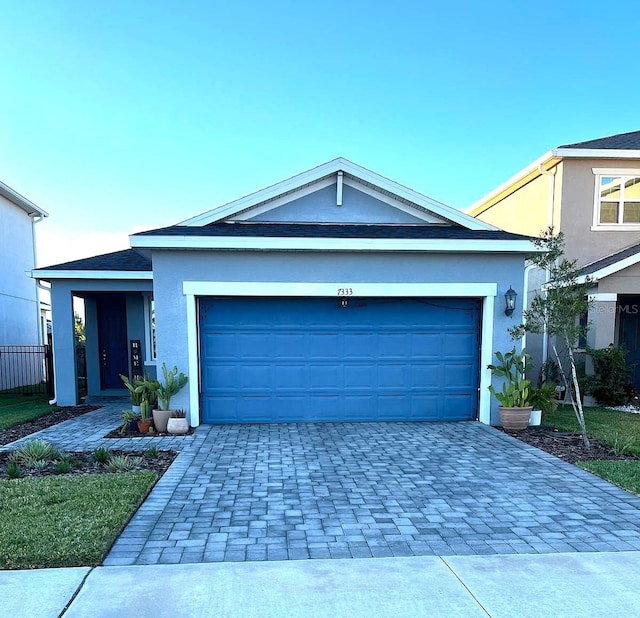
<box><xmin>546</xmin><ymin>405</ymin><xmax>640</xmax><ymax>457</ymax></box>
<box><xmin>545</xmin><ymin>405</ymin><xmax>640</xmax><ymax>495</ymax></box>
<box><xmin>578</xmin><ymin>460</ymin><xmax>640</xmax><ymax>496</ymax></box>
<box><xmin>0</xmin><ymin>394</ymin><xmax>58</xmax><ymax>429</ymax></box>
<box><xmin>0</xmin><ymin>471</ymin><xmax>157</xmax><ymax>569</ymax></box>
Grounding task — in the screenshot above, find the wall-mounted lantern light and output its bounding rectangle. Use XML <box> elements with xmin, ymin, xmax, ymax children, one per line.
<box><xmin>504</xmin><ymin>286</ymin><xmax>517</xmax><ymax>317</ymax></box>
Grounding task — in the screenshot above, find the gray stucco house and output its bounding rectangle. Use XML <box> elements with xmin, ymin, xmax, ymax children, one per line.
<box><xmin>34</xmin><ymin>159</ymin><xmax>537</xmax><ymax>426</ymax></box>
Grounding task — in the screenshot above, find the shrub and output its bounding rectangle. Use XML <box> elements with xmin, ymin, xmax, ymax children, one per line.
<box><xmin>585</xmin><ymin>346</ymin><xmax>631</xmax><ymax>406</ymax></box>
<box><xmin>55</xmin><ymin>461</ymin><xmax>72</xmax><ymax>474</ymax></box>
<box><xmin>106</xmin><ymin>455</ymin><xmax>142</xmax><ymax>472</ymax></box>
<box><xmin>13</xmin><ymin>440</ymin><xmax>60</xmax><ymax>466</ymax></box>
<box><xmin>144</xmin><ymin>445</ymin><xmax>159</xmax><ymax>459</ymax></box>
<box><xmin>5</xmin><ymin>462</ymin><xmax>23</xmax><ymax>479</ymax></box>
<box><xmin>92</xmin><ymin>447</ymin><xmax>111</xmax><ymax>464</ymax></box>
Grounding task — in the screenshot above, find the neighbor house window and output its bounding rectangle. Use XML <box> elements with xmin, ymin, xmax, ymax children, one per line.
<box><xmin>597</xmin><ymin>175</ymin><xmax>640</xmax><ymax>225</ymax></box>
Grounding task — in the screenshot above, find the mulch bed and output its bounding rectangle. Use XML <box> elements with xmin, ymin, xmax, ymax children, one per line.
<box><xmin>0</xmin><ymin>448</ymin><xmax>177</xmax><ymax>479</ymax></box>
<box><xmin>0</xmin><ymin>405</ymin><xmax>99</xmax><ymax>447</ymax></box>
<box><xmin>103</xmin><ymin>426</ymin><xmax>195</xmax><ymax>439</ymax></box>
<box><xmin>503</xmin><ymin>426</ymin><xmax>637</xmax><ymax>464</ymax></box>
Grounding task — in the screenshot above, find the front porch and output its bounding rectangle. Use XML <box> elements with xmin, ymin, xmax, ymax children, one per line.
<box><xmin>33</xmin><ymin>249</ymin><xmax>154</xmax><ymax>406</ymax></box>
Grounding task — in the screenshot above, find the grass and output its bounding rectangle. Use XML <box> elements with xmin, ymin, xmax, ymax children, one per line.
<box><xmin>0</xmin><ymin>471</ymin><xmax>157</xmax><ymax>569</ymax></box>
<box><xmin>545</xmin><ymin>405</ymin><xmax>640</xmax><ymax>494</ymax></box>
<box><xmin>578</xmin><ymin>460</ymin><xmax>640</xmax><ymax>496</ymax></box>
<box><xmin>0</xmin><ymin>394</ymin><xmax>58</xmax><ymax>429</ymax></box>
<box><xmin>545</xmin><ymin>405</ymin><xmax>640</xmax><ymax>457</ymax></box>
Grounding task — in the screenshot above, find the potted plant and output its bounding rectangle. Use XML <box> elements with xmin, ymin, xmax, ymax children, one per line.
<box><xmin>167</xmin><ymin>409</ymin><xmax>189</xmax><ymax>435</ymax></box>
<box><xmin>137</xmin><ymin>399</ymin><xmax>153</xmax><ymax>434</ymax></box>
<box><xmin>119</xmin><ymin>374</ymin><xmax>145</xmax><ymax>413</ymax></box>
<box><xmin>120</xmin><ymin>409</ymin><xmax>139</xmax><ymax>435</ymax></box>
<box><xmin>488</xmin><ymin>348</ymin><xmax>533</xmax><ymax>431</ymax></box>
<box><xmin>153</xmin><ymin>363</ymin><xmax>188</xmax><ymax>433</ymax></box>
<box><xmin>528</xmin><ymin>384</ymin><xmax>558</xmax><ymax>426</ymax></box>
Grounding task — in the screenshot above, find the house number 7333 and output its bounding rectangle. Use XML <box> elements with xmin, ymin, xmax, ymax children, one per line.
<box><xmin>337</xmin><ymin>288</ymin><xmax>353</xmax><ymax>296</ymax></box>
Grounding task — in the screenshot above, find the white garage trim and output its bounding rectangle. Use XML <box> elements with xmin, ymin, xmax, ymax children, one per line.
<box><xmin>184</xmin><ymin>281</ymin><xmax>497</xmax><ymax>427</ymax></box>
<box><xmin>183</xmin><ymin>281</ymin><xmax>497</xmax><ymax>298</ymax></box>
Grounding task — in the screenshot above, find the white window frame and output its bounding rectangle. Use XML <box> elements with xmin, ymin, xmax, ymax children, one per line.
<box><xmin>143</xmin><ymin>293</ymin><xmax>156</xmax><ymax>365</ymax></box>
<box><xmin>592</xmin><ymin>168</ymin><xmax>640</xmax><ymax>231</ymax></box>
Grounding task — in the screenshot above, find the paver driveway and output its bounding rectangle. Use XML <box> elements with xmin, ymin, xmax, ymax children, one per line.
<box><xmin>101</xmin><ymin>416</ymin><xmax>640</xmax><ymax>565</ymax></box>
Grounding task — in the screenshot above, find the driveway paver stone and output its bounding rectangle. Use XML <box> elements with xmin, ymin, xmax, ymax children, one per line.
<box><xmin>4</xmin><ymin>401</ymin><xmax>640</xmax><ymax>566</ymax></box>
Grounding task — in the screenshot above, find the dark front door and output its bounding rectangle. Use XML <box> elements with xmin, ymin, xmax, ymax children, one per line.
<box><xmin>619</xmin><ymin>295</ymin><xmax>640</xmax><ymax>391</ymax></box>
<box><xmin>97</xmin><ymin>295</ymin><xmax>129</xmax><ymax>390</ymax></box>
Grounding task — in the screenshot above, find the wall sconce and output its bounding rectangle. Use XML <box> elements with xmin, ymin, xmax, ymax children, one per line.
<box><xmin>504</xmin><ymin>286</ymin><xmax>517</xmax><ymax>317</ymax></box>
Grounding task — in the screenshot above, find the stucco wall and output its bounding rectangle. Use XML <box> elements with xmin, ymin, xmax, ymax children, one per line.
<box><xmin>0</xmin><ymin>196</ymin><xmax>39</xmax><ymax>345</ymax></box>
<box><xmin>243</xmin><ymin>184</ymin><xmax>429</xmax><ymax>224</ymax></box>
<box><xmin>561</xmin><ymin>158</ymin><xmax>640</xmax><ymax>266</ymax></box>
<box><xmin>152</xmin><ymin>250</ymin><xmax>526</xmax><ymax>424</ymax></box>
<box><xmin>598</xmin><ymin>261</ymin><xmax>640</xmax><ymax>295</ymax></box>
<box><xmin>472</xmin><ymin>166</ymin><xmax>562</xmax><ymax>238</ymax></box>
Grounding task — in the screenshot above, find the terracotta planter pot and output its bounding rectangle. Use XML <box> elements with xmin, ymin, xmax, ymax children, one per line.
<box><xmin>137</xmin><ymin>419</ymin><xmax>153</xmax><ymax>434</ymax></box>
<box><xmin>499</xmin><ymin>406</ymin><xmax>532</xmax><ymax>431</ymax></box>
<box><xmin>153</xmin><ymin>409</ymin><xmax>172</xmax><ymax>433</ymax></box>
<box><xmin>167</xmin><ymin>417</ymin><xmax>189</xmax><ymax>435</ymax></box>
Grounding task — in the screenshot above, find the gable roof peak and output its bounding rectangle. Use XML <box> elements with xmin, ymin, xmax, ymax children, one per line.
<box><xmin>179</xmin><ymin>158</ymin><xmax>495</xmax><ymax>231</ymax></box>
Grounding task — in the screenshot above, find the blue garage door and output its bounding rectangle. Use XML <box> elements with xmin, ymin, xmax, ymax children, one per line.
<box><xmin>199</xmin><ymin>297</ymin><xmax>480</xmax><ymax>424</ymax></box>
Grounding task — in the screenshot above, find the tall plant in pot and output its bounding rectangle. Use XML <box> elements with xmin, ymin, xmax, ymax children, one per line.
<box><xmin>119</xmin><ymin>374</ymin><xmax>145</xmax><ymax>413</ymax></box>
<box><xmin>153</xmin><ymin>363</ymin><xmax>188</xmax><ymax>433</ymax></box>
<box><xmin>488</xmin><ymin>348</ymin><xmax>533</xmax><ymax>431</ymax></box>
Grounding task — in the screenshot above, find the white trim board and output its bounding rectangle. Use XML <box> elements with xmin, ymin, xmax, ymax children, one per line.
<box><xmin>182</xmin><ymin>281</ymin><xmax>498</xmax><ymax>297</ymax></box>
<box><xmin>182</xmin><ymin>281</ymin><xmax>497</xmax><ymax>427</ymax></box>
<box><xmin>132</xmin><ymin>235</ymin><xmax>539</xmax><ymax>253</ymax></box>
<box><xmin>577</xmin><ymin>252</ymin><xmax>640</xmax><ymax>283</ymax></box>
<box><xmin>31</xmin><ymin>269</ymin><xmax>153</xmax><ymax>280</ymax></box>
<box><xmin>179</xmin><ymin>158</ymin><xmax>496</xmax><ymax>231</ymax></box>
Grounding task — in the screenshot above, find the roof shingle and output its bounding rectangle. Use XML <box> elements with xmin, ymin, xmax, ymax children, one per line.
<box><xmin>559</xmin><ymin>130</ymin><xmax>640</xmax><ymax>150</ymax></box>
<box><xmin>37</xmin><ymin>249</ymin><xmax>151</xmax><ymax>272</ymax></box>
<box><xmin>132</xmin><ymin>222</ymin><xmax>532</xmax><ymax>241</ymax></box>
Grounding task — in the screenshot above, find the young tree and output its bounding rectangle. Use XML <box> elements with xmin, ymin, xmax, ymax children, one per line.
<box><xmin>509</xmin><ymin>227</ymin><xmax>592</xmax><ymax>449</ymax></box>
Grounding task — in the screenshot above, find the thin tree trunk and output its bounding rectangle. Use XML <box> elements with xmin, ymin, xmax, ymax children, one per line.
<box><xmin>564</xmin><ymin>337</ymin><xmax>591</xmax><ymax>451</ymax></box>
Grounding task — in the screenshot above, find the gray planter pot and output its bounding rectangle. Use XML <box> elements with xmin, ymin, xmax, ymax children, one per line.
<box><xmin>167</xmin><ymin>417</ymin><xmax>189</xmax><ymax>435</ymax></box>
<box><xmin>152</xmin><ymin>409</ymin><xmax>172</xmax><ymax>433</ymax></box>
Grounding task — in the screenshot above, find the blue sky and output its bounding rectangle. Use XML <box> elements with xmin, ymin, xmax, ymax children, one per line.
<box><xmin>1</xmin><ymin>0</ymin><xmax>638</xmax><ymax>265</ymax></box>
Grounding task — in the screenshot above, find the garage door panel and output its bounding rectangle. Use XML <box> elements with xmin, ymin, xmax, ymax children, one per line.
<box><xmin>275</xmin><ymin>365</ymin><xmax>306</xmax><ymax>389</ymax></box>
<box><xmin>200</xmin><ymin>297</ymin><xmax>480</xmax><ymax>424</ymax></box>
<box><xmin>239</xmin><ymin>333</ymin><xmax>271</xmax><ymax>357</ymax></box>
<box><xmin>411</xmin><ymin>333</ymin><xmax>443</xmax><ymax>357</ymax></box>
<box><xmin>275</xmin><ymin>333</ymin><xmax>306</xmax><ymax>356</ymax></box>
<box><xmin>410</xmin><ymin>364</ymin><xmax>441</xmax><ymax>387</ymax></box>
<box><xmin>444</xmin><ymin>363</ymin><xmax>476</xmax><ymax>387</ymax></box>
<box><xmin>239</xmin><ymin>365</ymin><xmax>272</xmax><ymax>389</ymax></box>
<box><xmin>308</xmin><ymin>333</ymin><xmax>341</xmax><ymax>357</ymax></box>
<box><xmin>378</xmin><ymin>394</ymin><xmax>411</xmax><ymax>420</ymax></box>
<box><xmin>344</xmin><ymin>364</ymin><xmax>375</xmax><ymax>388</ymax></box>
<box><xmin>445</xmin><ymin>333</ymin><xmax>477</xmax><ymax>356</ymax></box>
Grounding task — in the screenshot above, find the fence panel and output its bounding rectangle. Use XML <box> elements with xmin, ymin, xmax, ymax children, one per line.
<box><xmin>0</xmin><ymin>345</ymin><xmax>53</xmax><ymax>395</ymax></box>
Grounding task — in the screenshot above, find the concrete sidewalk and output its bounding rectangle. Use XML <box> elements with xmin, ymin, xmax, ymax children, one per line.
<box><xmin>3</xmin><ymin>552</ymin><xmax>640</xmax><ymax>618</ymax></box>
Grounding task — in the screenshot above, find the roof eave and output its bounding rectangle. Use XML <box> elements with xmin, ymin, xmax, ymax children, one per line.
<box><xmin>130</xmin><ymin>234</ymin><xmax>541</xmax><ymax>253</ymax></box>
<box><xmin>0</xmin><ymin>182</ymin><xmax>48</xmax><ymax>217</ymax></box>
<box><xmin>31</xmin><ymin>270</ymin><xmax>153</xmax><ymax>280</ymax></box>
<box><xmin>553</xmin><ymin>148</ymin><xmax>640</xmax><ymax>159</ymax></box>
<box><xmin>466</xmin><ymin>151</ymin><xmax>560</xmax><ymax>216</ymax></box>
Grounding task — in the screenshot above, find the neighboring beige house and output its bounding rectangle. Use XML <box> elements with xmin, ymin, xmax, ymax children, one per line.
<box><xmin>468</xmin><ymin>129</ymin><xmax>640</xmax><ymax>389</ymax></box>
